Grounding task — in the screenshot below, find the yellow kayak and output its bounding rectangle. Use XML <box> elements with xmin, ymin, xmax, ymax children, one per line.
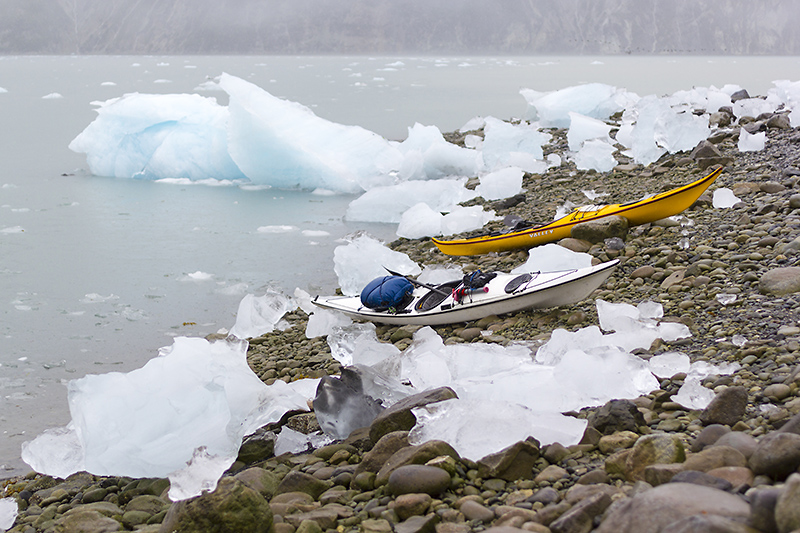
<box><xmin>432</xmin><ymin>166</ymin><xmax>723</xmax><ymax>256</ymax></box>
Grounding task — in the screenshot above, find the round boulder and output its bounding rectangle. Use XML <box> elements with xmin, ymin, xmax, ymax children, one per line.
<box><xmin>159</xmin><ymin>477</ymin><xmax>272</xmax><ymax>533</ymax></box>
<box><xmin>595</xmin><ymin>482</ymin><xmax>749</xmax><ymax>533</ymax></box>
<box><xmin>386</xmin><ymin>465</ymin><xmax>451</xmax><ymax>497</ymax></box>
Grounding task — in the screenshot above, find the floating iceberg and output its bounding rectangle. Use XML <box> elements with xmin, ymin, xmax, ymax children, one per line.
<box><xmin>69</xmin><ymin>92</ymin><xmax>244</xmax><ymax>183</ymax></box>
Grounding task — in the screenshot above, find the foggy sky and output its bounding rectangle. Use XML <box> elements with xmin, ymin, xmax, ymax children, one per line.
<box><xmin>1</xmin><ymin>0</ymin><xmax>800</xmax><ymax>55</ymax></box>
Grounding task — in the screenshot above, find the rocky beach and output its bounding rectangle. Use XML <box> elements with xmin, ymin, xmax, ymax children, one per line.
<box><xmin>4</xmin><ymin>98</ymin><xmax>800</xmax><ymax>533</ymax></box>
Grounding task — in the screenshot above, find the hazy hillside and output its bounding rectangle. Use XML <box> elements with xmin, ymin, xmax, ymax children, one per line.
<box><xmin>1</xmin><ymin>0</ymin><xmax>799</xmax><ymax>55</ymax></box>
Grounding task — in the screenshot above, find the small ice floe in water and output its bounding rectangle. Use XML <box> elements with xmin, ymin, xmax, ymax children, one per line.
<box><xmin>301</xmin><ymin>230</ymin><xmax>330</xmax><ymax>238</ymax></box>
<box><xmin>182</xmin><ymin>271</ymin><xmax>213</xmax><ymax>282</ymax></box>
<box><xmin>80</xmin><ymin>293</ymin><xmax>119</xmax><ymax>303</ymax></box>
<box><xmin>42</xmin><ymin>93</ymin><xmax>63</xmax><ymax>99</ymax></box>
<box><xmin>100</xmin><ymin>81</ymin><xmax>117</xmax><ymax>86</ymax></box>
<box><xmin>713</xmin><ymin>188</ymin><xmax>741</xmax><ymax>208</ymax></box>
<box><xmin>738</xmin><ymin>128</ymin><xmax>766</xmax><ymax>152</ymax></box>
<box><xmin>257</xmin><ymin>225</ymin><xmax>298</xmax><ymax>233</ymax></box>
<box><xmin>1</xmin><ymin>226</ymin><xmax>24</xmax><ymax>234</ymax></box>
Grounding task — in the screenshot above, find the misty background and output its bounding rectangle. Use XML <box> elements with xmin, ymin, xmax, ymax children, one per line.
<box><xmin>2</xmin><ymin>0</ymin><xmax>800</xmax><ymax>55</ymax></box>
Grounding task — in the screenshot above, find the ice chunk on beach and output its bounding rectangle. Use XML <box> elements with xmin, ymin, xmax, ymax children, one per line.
<box><xmin>649</xmin><ymin>352</ymin><xmax>691</xmax><ymax>379</ymax></box>
<box><xmin>418</xmin><ymin>265</ymin><xmax>464</xmax><ymax>285</ymax></box>
<box><xmin>733</xmin><ymin>97</ymin><xmax>777</xmax><ymax>120</ymax></box>
<box><xmin>480</xmin><ymin>117</ymin><xmax>550</xmax><ymax>172</ymax></box>
<box><xmin>397</xmin><ymin>123</ymin><xmax>482</xmax><ymax>180</ymax></box>
<box><xmin>574</xmin><ymin>139</ymin><xmax>618</xmax><ymax>172</ymax></box>
<box><xmin>411</xmin><ymin>399</ymin><xmax>587</xmax><ymax>460</ymax></box>
<box><xmin>396</xmin><ymin>203</ymin><xmax>446</xmax><ymax>239</ymax></box>
<box><xmin>511</xmin><ymin>243</ymin><xmax>593</xmax><ymax>273</ymax></box>
<box><xmin>567</xmin><ymin>112</ymin><xmax>612</xmax><ymax>151</ymax></box>
<box><xmin>167</xmin><ymin>446</ymin><xmax>235</xmax><ymax>501</ymax></box>
<box><xmin>306</xmin><ymin>308</ymin><xmax>352</xmax><ymax>339</ymax></box>
<box><xmin>738</xmin><ymin>128</ymin><xmax>766</xmax><ymax>152</ymax></box>
<box><xmin>672</xmin><ymin>378</ymin><xmax>716</xmax><ymax>410</ymax></box>
<box><xmin>327</xmin><ymin>322</ymin><xmax>400</xmax><ymax>367</ymax></box>
<box><xmin>596</xmin><ymin>299</ymin><xmax>689</xmax><ymax>352</ymax></box>
<box><xmin>229</xmin><ymin>290</ymin><xmax>295</xmax><ymax>339</ymax></box>
<box><xmin>346</xmin><ymin>178</ymin><xmax>476</xmax><ymax>223</ymax></box>
<box><xmin>22</xmin><ymin>337</ymin><xmax>311</xmax><ymax>485</ymax></box>
<box><xmin>0</xmin><ymin>498</ymin><xmax>17</xmax><ymax>531</ymax></box>
<box><xmin>396</xmin><ymin>203</ymin><xmax>497</xmax><ymax>239</ymax></box>
<box><xmin>333</xmin><ymin>234</ymin><xmax>421</xmax><ymax>296</ymax></box>
<box><xmin>475</xmin><ymin>167</ymin><xmax>524</xmax><ymax>200</ymax></box>
<box><xmin>713</xmin><ymin>188</ymin><xmax>741</xmax><ymax>208</ymax></box>
<box><xmin>520</xmin><ymin>83</ymin><xmax>628</xmax><ymax>128</ymax></box>
<box><xmin>619</xmin><ymin>96</ymin><xmax>709</xmax><ymax>165</ymax></box>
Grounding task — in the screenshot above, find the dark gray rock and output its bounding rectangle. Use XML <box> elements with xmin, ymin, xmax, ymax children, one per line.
<box><xmin>749</xmin><ymin>487</ymin><xmax>782</xmax><ymax>533</ymax></box>
<box><xmin>670</xmin><ymin>470</ymin><xmax>733</xmax><ymax>492</ymax></box>
<box><xmin>394</xmin><ymin>513</ymin><xmax>440</xmax><ymax>533</ymax></box>
<box><xmin>713</xmin><ymin>432</ymin><xmax>758</xmax><ymax>460</ymax></box>
<box><xmin>691</xmin><ymin>424</ymin><xmax>731</xmax><ymax>452</ymax></box>
<box><xmin>477</xmin><ymin>437</ymin><xmax>540</xmax><ymax>481</ymax></box>
<box><xmin>690</xmin><ymin>143</ymin><xmax>733</xmax><ymax>170</ymax></box>
<box><xmin>386</xmin><ymin>465</ymin><xmax>451</xmax><ymax>497</ymax></box>
<box><xmin>659</xmin><ymin>514</ymin><xmax>759</xmax><ymax>532</ymax></box>
<box><xmin>759</xmin><ymin>267</ymin><xmax>800</xmax><ymax>296</ymax></box>
<box><xmin>730</xmin><ymin>89</ymin><xmax>751</xmax><ymax>102</ymax></box>
<box><xmin>749</xmin><ymin>432</ymin><xmax>800</xmax><ymax>480</ymax></box>
<box><xmin>595</xmin><ymin>483</ymin><xmax>749</xmax><ymax>533</ymax></box>
<box><xmin>549</xmin><ymin>491</ymin><xmax>612</xmax><ymax>533</ymax></box>
<box><xmin>699</xmin><ymin>386</ymin><xmax>748</xmax><ymax>426</ymax></box>
<box><xmin>52</xmin><ymin>508</ymin><xmax>122</xmax><ymax>533</ymax></box>
<box><xmin>368</xmin><ymin>387</ymin><xmax>457</xmax><ymax>444</ymax></box>
<box><xmin>571</xmin><ymin>215</ymin><xmax>629</xmax><ymax>243</ymax></box>
<box><xmin>775</xmin><ymin>473</ymin><xmax>800</xmax><ymax>533</ymax></box>
<box><xmin>237</xmin><ymin>429</ymin><xmax>276</xmax><ymax>464</ymax></box>
<box><xmin>588</xmin><ymin>399</ymin><xmax>646</xmax><ymax>435</ymax></box>
<box><xmin>275</xmin><ymin>470</ymin><xmax>332</xmax><ymax>499</ymax></box>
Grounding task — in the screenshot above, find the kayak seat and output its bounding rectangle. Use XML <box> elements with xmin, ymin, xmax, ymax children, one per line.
<box><xmin>415</xmin><ymin>280</ymin><xmax>461</xmax><ymax>312</ymax></box>
<box><xmin>504</xmin><ymin>273</ymin><xmax>533</xmax><ymax>293</ymax></box>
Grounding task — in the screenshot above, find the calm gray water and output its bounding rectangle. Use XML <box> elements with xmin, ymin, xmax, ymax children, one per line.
<box><xmin>1</xmin><ymin>54</ymin><xmax>799</xmax><ymax>474</ymax></box>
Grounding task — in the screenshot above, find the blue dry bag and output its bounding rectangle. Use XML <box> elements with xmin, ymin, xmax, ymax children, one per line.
<box><xmin>360</xmin><ymin>276</ymin><xmax>414</xmax><ymax>310</ymax></box>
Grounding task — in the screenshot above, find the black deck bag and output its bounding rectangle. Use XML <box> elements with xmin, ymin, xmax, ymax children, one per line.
<box><xmin>360</xmin><ymin>276</ymin><xmax>414</xmax><ymax>311</ymax></box>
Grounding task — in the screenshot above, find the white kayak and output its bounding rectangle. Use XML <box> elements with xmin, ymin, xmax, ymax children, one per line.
<box><xmin>312</xmin><ymin>259</ymin><xmax>619</xmax><ymax>326</ymax></box>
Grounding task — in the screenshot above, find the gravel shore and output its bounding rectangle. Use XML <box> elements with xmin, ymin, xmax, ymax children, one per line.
<box><xmin>4</xmin><ymin>109</ymin><xmax>800</xmax><ymax>532</ymax></box>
